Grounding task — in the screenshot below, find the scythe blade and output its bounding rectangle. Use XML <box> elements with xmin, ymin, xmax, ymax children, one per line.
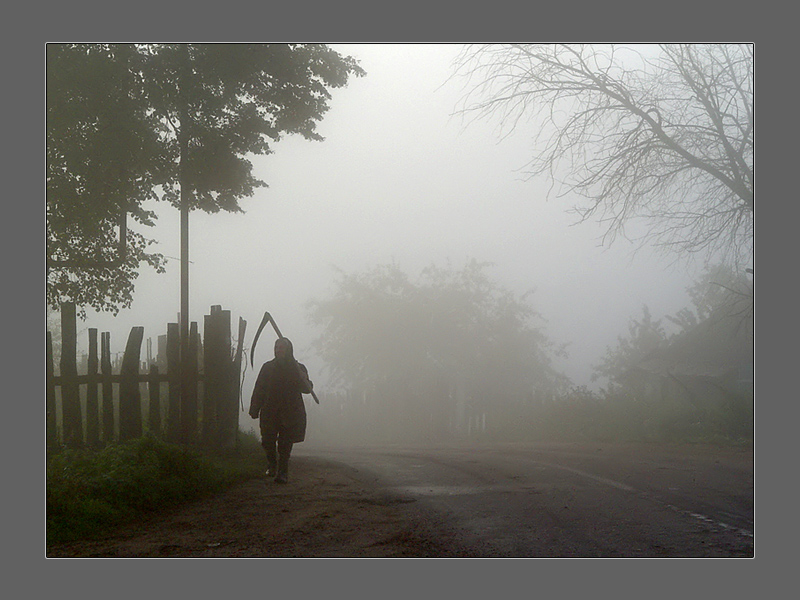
<box><xmin>267</xmin><ymin>313</ymin><xmax>283</xmax><ymax>339</ymax></box>
<box><xmin>250</xmin><ymin>311</ymin><xmax>271</xmax><ymax>368</ymax></box>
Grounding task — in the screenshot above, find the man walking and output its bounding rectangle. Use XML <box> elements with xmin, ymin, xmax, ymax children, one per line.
<box><xmin>249</xmin><ymin>337</ymin><xmax>314</xmax><ymax>483</ymax></box>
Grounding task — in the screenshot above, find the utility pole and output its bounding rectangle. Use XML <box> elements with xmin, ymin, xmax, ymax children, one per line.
<box><xmin>178</xmin><ymin>44</ymin><xmax>192</xmax><ymax>443</ymax></box>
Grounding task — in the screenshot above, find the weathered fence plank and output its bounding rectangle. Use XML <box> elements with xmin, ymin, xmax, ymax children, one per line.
<box><xmin>46</xmin><ymin>331</ymin><xmax>57</xmax><ymax>451</ymax></box>
<box><xmin>48</xmin><ymin>304</ymin><xmax>242</xmax><ymax>451</ymax></box>
<box><xmin>86</xmin><ymin>328</ymin><xmax>100</xmax><ymax>447</ymax></box>
<box><xmin>232</xmin><ymin>316</ymin><xmax>247</xmax><ymax>449</ymax></box>
<box><xmin>101</xmin><ymin>331</ymin><xmax>114</xmax><ymax>443</ymax></box>
<box><xmin>166</xmin><ymin>322</ymin><xmax>181</xmax><ymax>443</ymax></box>
<box><xmin>181</xmin><ymin>321</ymin><xmax>199</xmax><ymax>443</ymax></box>
<box><xmin>119</xmin><ymin>326</ymin><xmax>144</xmax><ymax>441</ymax></box>
<box><xmin>60</xmin><ymin>302</ymin><xmax>82</xmax><ymax>448</ymax></box>
<box><xmin>201</xmin><ymin>311</ymin><xmax>220</xmax><ymax>446</ymax></box>
<box><xmin>157</xmin><ymin>334</ymin><xmax>167</xmax><ymax>372</ymax></box>
<box><xmin>148</xmin><ymin>364</ymin><xmax>162</xmax><ymax>436</ymax></box>
<box><xmin>217</xmin><ymin>309</ymin><xmax>237</xmax><ymax>450</ymax></box>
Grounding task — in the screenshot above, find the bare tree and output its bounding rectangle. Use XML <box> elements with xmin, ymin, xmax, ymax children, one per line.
<box><xmin>453</xmin><ymin>44</ymin><xmax>753</xmax><ymax>266</ymax></box>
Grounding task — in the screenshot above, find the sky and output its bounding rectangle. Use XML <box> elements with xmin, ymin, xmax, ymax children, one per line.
<box><xmin>73</xmin><ymin>44</ymin><xmax>715</xmax><ymax>403</ymax></box>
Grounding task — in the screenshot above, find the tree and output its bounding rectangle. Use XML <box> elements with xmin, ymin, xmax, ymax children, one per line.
<box><xmin>592</xmin><ymin>305</ymin><xmax>670</xmax><ymax>392</ymax></box>
<box><xmin>454</xmin><ymin>44</ymin><xmax>753</xmax><ymax>266</ymax></box>
<box><xmin>306</xmin><ymin>261</ymin><xmax>569</xmax><ymax>439</ymax></box>
<box><xmin>674</xmin><ymin>262</ymin><xmax>753</xmax><ymax>326</ymax></box>
<box><xmin>47</xmin><ymin>44</ymin><xmax>169</xmax><ymax>315</ymax></box>
<box><xmin>47</xmin><ymin>43</ymin><xmax>365</xmax><ymax>315</ymax></box>
<box><xmin>593</xmin><ymin>263</ymin><xmax>753</xmax><ymax>391</ymax></box>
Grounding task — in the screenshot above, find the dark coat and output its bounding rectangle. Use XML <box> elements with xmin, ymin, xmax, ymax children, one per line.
<box><xmin>249</xmin><ymin>358</ymin><xmax>313</xmax><ymax>443</ymax></box>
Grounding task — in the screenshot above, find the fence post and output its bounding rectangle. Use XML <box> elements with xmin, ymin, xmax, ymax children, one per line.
<box><xmin>157</xmin><ymin>334</ymin><xmax>167</xmax><ymax>372</ymax></box>
<box><xmin>181</xmin><ymin>321</ymin><xmax>199</xmax><ymax>443</ymax></box>
<box><xmin>86</xmin><ymin>328</ymin><xmax>100</xmax><ymax>447</ymax></box>
<box><xmin>46</xmin><ymin>331</ymin><xmax>58</xmax><ymax>452</ymax></box>
<box><xmin>148</xmin><ymin>364</ymin><xmax>162</xmax><ymax>436</ymax></box>
<box><xmin>60</xmin><ymin>302</ymin><xmax>82</xmax><ymax>448</ymax></box>
<box><xmin>119</xmin><ymin>326</ymin><xmax>144</xmax><ymax>441</ymax></box>
<box><xmin>217</xmin><ymin>309</ymin><xmax>237</xmax><ymax>450</ymax></box>
<box><xmin>231</xmin><ymin>316</ymin><xmax>247</xmax><ymax>450</ymax></box>
<box><xmin>100</xmin><ymin>332</ymin><xmax>114</xmax><ymax>443</ymax></box>
<box><xmin>201</xmin><ymin>309</ymin><xmax>220</xmax><ymax>447</ymax></box>
<box><xmin>166</xmin><ymin>322</ymin><xmax>181</xmax><ymax>443</ymax></box>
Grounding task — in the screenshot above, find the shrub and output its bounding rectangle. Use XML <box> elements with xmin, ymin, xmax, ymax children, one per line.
<box><xmin>47</xmin><ymin>433</ymin><xmax>262</xmax><ymax>545</ymax></box>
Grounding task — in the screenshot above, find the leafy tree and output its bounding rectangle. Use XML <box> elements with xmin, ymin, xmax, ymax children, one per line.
<box><xmin>47</xmin><ymin>44</ymin><xmax>169</xmax><ymax>315</ymax></box>
<box><xmin>592</xmin><ymin>305</ymin><xmax>670</xmax><ymax>392</ymax></box>
<box><xmin>454</xmin><ymin>44</ymin><xmax>753</xmax><ymax>266</ymax></box>
<box><xmin>306</xmin><ymin>261</ymin><xmax>569</xmax><ymax>438</ymax></box>
<box><xmin>47</xmin><ymin>43</ymin><xmax>365</xmax><ymax>315</ymax></box>
<box><xmin>593</xmin><ymin>263</ymin><xmax>753</xmax><ymax>391</ymax></box>
<box><xmin>674</xmin><ymin>262</ymin><xmax>753</xmax><ymax>326</ymax></box>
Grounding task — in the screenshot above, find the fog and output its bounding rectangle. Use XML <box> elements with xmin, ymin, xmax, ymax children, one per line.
<box><xmin>72</xmin><ymin>45</ymin><xmax>716</xmax><ymax>441</ymax></box>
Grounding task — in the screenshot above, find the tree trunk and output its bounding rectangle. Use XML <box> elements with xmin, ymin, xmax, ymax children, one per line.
<box><xmin>179</xmin><ymin>42</ymin><xmax>192</xmax><ymax>447</ymax></box>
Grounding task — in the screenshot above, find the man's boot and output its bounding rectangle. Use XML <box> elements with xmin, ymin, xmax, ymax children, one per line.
<box><xmin>265</xmin><ymin>446</ymin><xmax>278</xmax><ymax>478</ymax></box>
<box><xmin>275</xmin><ymin>441</ymin><xmax>292</xmax><ymax>483</ymax></box>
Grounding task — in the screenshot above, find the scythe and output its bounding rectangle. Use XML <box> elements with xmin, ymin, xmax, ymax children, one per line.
<box><xmin>251</xmin><ymin>311</ymin><xmax>320</xmax><ymax>404</ymax></box>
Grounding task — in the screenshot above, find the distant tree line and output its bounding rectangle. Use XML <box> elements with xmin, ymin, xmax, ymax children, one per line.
<box><xmin>306</xmin><ymin>260</ymin><xmax>570</xmax><ymax>442</ymax></box>
<box><xmin>305</xmin><ymin>261</ymin><xmax>752</xmax><ymax>444</ymax></box>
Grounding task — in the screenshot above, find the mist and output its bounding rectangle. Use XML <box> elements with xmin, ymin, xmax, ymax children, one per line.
<box><xmin>66</xmin><ymin>44</ymin><xmax>731</xmax><ymax>444</ymax></box>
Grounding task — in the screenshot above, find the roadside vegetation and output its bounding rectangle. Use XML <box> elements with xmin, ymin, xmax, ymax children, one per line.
<box><xmin>47</xmin><ymin>432</ymin><xmax>264</xmax><ymax>545</ymax></box>
<box><xmin>313</xmin><ymin>385</ymin><xmax>753</xmax><ymax>448</ymax></box>
<box><xmin>481</xmin><ymin>387</ymin><xmax>754</xmax><ymax>447</ymax></box>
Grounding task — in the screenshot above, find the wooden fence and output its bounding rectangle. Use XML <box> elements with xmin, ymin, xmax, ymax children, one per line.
<box><xmin>46</xmin><ymin>302</ymin><xmax>246</xmax><ymax>451</ymax></box>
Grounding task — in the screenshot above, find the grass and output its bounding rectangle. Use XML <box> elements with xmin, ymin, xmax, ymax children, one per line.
<box><xmin>46</xmin><ymin>432</ymin><xmax>265</xmax><ymax>545</ymax></box>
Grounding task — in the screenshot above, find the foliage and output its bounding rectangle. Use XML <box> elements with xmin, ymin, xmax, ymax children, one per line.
<box><xmin>482</xmin><ymin>383</ymin><xmax>751</xmax><ymax>445</ymax></box>
<box><xmin>47</xmin><ymin>43</ymin><xmax>365</xmax><ymax>316</ymax></box>
<box><xmin>592</xmin><ymin>305</ymin><xmax>670</xmax><ymax>392</ymax></box>
<box><xmin>454</xmin><ymin>44</ymin><xmax>753</xmax><ymax>266</ymax></box>
<box><xmin>592</xmin><ymin>263</ymin><xmax>753</xmax><ymax>391</ymax></box>
<box><xmin>46</xmin><ymin>433</ymin><xmax>264</xmax><ymax>545</ymax></box>
<box><xmin>313</xmin><ymin>383</ymin><xmax>752</xmax><ymax>447</ymax></box>
<box><xmin>306</xmin><ymin>260</ymin><xmax>570</xmax><ymax>440</ymax></box>
<box><xmin>536</xmin><ymin>388</ymin><xmax>753</xmax><ymax>445</ymax></box>
<box><xmin>671</xmin><ymin>262</ymin><xmax>753</xmax><ymax>327</ymax></box>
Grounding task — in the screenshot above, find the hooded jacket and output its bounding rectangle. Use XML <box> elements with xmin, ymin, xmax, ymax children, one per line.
<box><xmin>248</xmin><ymin>338</ymin><xmax>313</xmax><ymax>443</ymax></box>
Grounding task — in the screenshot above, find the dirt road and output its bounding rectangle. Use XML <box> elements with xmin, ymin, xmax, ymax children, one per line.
<box><xmin>46</xmin><ymin>452</ymin><xmax>477</xmax><ymax>558</ymax></box>
<box><xmin>46</xmin><ymin>441</ymin><xmax>753</xmax><ymax>558</ymax></box>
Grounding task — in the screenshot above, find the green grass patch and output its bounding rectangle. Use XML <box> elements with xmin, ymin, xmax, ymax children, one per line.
<box><xmin>47</xmin><ymin>432</ymin><xmax>265</xmax><ymax>545</ymax></box>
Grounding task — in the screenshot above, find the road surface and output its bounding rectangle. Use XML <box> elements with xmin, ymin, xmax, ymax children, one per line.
<box><xmin>47</xmin><ymin>441</ymin><xmax>753</xmax><ymax>558</ymax></box>
<box><xmin>299</xmin><ymin>441</ymin><xmax>754</xmax><ymax>558</ymax></box>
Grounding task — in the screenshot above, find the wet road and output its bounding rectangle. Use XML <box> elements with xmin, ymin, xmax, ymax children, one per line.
<box><xmin>299</xmin><ymin>441</ymin><xmax>754</xmax><ymax>557</ymax></box>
